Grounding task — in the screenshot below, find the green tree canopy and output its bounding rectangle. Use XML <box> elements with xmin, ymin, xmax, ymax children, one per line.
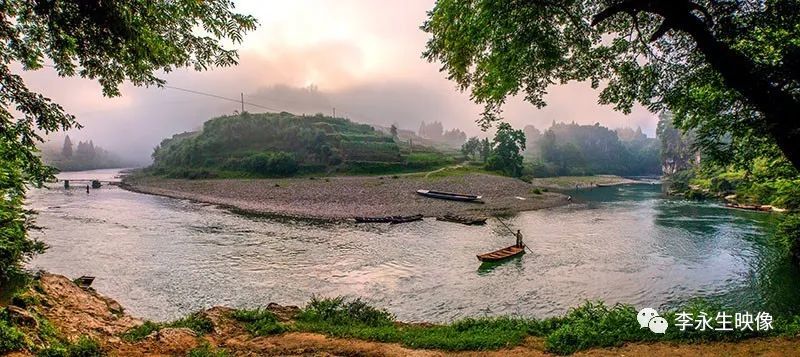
<box><xmin>422</xmin><ymin>0</ymin><xmax>800</xmax><ymax>169</ymax></box>
<box><xmin>0</xmin><ymin>0</ymin><xmax>256</xmax><ymax>284</ymax></box>
<box><xmin>461</xmin><ymin>136</ymin><xmax>481</xmax><ymax>159</ymax></box>
<box><xmin>487</xmin><ymin>122</ymin><xmax>526</xmax><ymax>176</ymax></box>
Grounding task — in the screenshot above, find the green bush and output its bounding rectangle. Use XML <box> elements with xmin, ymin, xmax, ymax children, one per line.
<box><xmin>0</xmin><ymin>319</ymin><xmax>28</xmax><ymax>353</ymax></box>
<box><xmin>121</xmin><ymin>313</ymin><xmax>213</xmax><ymax>342</ymax></box>
<box><xmin>65</xmin><ymin>336</ymin><xmax>103</xmax><ymax>357</ymax></box>
<box><xmin>297</xmin><ymin>296</ymin><xmax>394</xmax><ymax>327</ymax></box>
<box><xmin>186</xmin><ymin>342</ymin><xmax>228</xmax><ymax>357</ymax></box>
<box><xmin>230</xmin><ymin>309</ymin><xmax>286</xmax><ymax>336</ymax></box>
<box><xmin>37</xmin><ymin>336</ymin><xmax>103</xmax><ymax>357</ymax></box>
<box><xmin>241</xmin><ymin>152</ymin><xmax>298</xmax><ymax>176</ymax></box>
<box><xmin>166</xmin><ymin>168</ymin><xmax>217</xmax><ymax>180</ymax></box>
<box><xmin>777</xmin><ymin>214</ymin><xmax>800</xmax><ymax>259</ymax></box>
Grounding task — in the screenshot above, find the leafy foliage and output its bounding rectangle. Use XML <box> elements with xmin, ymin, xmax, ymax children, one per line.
<box><xmin>0</xmin><ymin>0</ymin><xmax>256</xmax><ymax>284</ymax></box>
<box><xmin>777</xmin><ymin>214</ymin><xmax>800</xmax><ymax>259</ymax></box>
<box><xmin>422</xmin><ymin>0</ymin><xmax>800</xmax><ymax>169</ymax></box>
<box><xmin>121</xmin><ymin>313</ymin><xmax>213</xmax><ymax>342</ymax></box>
<box><xmin>486</xmin><ymin>122</ymin><xmax>526</xmax><ymax>177</ymax></box>
<box><xmin>230</xmin><ymin>309</ymin><xmax>286</xmax><ymax>336</ymax></box>
<box><xmin>535</xmin><ymin>122</ymin><xmax>660</xmax><ymax>177</ymax></box>
<box><xmin>0</xmin><ymin>318</ymin><xmax>27</xmax><ymax>353</ymax></box>
<box><xmin>150</xmin><ymin>112</ymin><xmax>458</xmax><ymax>177</ymax></box>
<box><xmin>186</xmin><ymin>342</ymin><xmax>229</xmax><ymax>357</ymax></box>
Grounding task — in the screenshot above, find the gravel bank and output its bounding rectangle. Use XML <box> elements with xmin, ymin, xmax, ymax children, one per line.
<box><xmin>122</xmin><ymin>173</ymin><xmax>569</xmax><ymax>220</ymax></box>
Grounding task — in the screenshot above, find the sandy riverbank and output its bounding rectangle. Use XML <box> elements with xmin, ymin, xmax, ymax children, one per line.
<box><xmin>121</xmin><ymin>172</ymin><xmax>573</xmax><ymax>220</ymax></box>
<box><xmin>6</xmin><ymin>273</ymin><xmax>800</xmax><ymax>356</ymax></box>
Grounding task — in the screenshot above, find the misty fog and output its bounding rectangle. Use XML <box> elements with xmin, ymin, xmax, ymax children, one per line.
<box><xmin>25</xmin><ymin>0</ymin><xmax>657</xmax><ymax>165</ymax></box>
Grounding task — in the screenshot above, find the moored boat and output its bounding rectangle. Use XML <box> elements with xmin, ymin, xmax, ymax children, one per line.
<box><xmin>389</xmin><ymin>214</ymin><xmax>423</xmax><ymax>224</ymax></box>
<box><xmin>595</xmin><ymin>183</ymin><xmax>620</xmax><ymax>187</ymax></box>
<box><xmin>725</xmin><ymin>203</ymin><xmax>775</xmax><ymax>212</ymax></box>
<box><xmin>436</xmin><ymin>214</ymin><xmax>487</xmax><ymax>225</ymax></box>
<box><xmin>476</xmin><ymin>245</ymin><xmax>525</xmax><ymax>262</ymax></box>
<box><xmin>416</xmin><ymin>189</ymin><xmax>482</xmax><ymax>202</ymax></box>
<box><xmin>355</xmin><ymin>214</ymin><xmax>423</xmax><ymax>224</ymax></box>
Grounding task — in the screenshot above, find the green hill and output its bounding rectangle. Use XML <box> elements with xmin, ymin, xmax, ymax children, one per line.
<box><xmin>149</xmin><ymin>112</ymin><xmax>453</xmax><ymax>178</ymax></box>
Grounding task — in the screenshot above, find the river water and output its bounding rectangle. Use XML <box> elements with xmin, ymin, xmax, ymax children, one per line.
<box><xmin>26</xmin><ymin>169</ymin><xmax>800</xmax><ymax>322</ymax></box>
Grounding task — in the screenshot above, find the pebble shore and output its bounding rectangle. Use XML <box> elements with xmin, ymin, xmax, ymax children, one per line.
<box><xmin>122</xmin><ymin>173</ymin><xmax>571</xmax><ymax>220</ymax></box>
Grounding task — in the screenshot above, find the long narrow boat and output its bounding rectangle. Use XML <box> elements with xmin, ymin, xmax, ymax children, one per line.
<box><xmin>355</xmin><ymin>214</ymin><xmax>423</xmax><ymax>224</ymax></box>
<box><xmin>416</xmin><ymin>189</ymin><xmax>482</xmax><ymax>202</ymax></box>
<box><xmin>389</xmin><ymin>214</ymin><xmax>423</xmax><ymax>224</ymax></box>
<box><xmin>476</xmin><ymin>245</ymin><xmax>525</xmax><ymax>262</ymax></box>
<box><xmin>725</xmin><ymin>203</ymin><xmax>773</xmax><ymax>212</ymax></box>
<box><xmin>436</xmin><ymin>214</ymin><xmax>487</xmax><ymax>225</ymax></box>
<box><xmin>595</xmin><ymin>183</ymin><xmax>620</xmax><ymax>187</ymax></box>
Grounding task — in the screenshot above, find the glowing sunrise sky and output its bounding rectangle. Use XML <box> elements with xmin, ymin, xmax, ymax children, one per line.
<box><xmin>25</xmin><ymin>0</ymin><xmax>655</xmax><ymax>163</ymax></box>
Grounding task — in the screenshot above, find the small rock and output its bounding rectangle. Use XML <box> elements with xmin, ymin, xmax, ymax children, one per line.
<box><xmin>266</xmin><ymin>302</ymin><xmax>300</xmax><ymax>322</ymax></box>
<box><xmin>147</xmin><ymin>327</ymin><xmax>199</xmax><ymax>347</ymax></box>
<box><xmin>7</xmin><ymin>306</ymin><xmax>38</xmax><ymax>328</ymax></box>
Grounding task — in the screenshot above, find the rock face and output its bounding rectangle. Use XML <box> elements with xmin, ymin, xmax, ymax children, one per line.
<box><xmin>7</xmin><ymin>305</ymin><xmax>38</xmax><ymax>328</ymax></box>
<box><xmin>143</xmin><ymin>327</ymin><xmax>199</xmax><ymax>353</ymax></box>
<box><xmin>34</xmin><ymin>273</ymin><xmax>141</xmax><ymax>340</ymax></box>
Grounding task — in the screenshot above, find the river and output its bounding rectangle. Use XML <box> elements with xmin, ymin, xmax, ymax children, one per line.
<box><xmin>26</xmin><ymin>169</ymin><xmax>800</xmax><ymax>322</ymax></box>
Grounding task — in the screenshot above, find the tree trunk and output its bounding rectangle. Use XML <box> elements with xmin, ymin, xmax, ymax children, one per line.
<box><xmin>594</xmin><ymin>0</ymin><xmax>800</xmax><ymax>169</ymax></box>
<box><xmin>675</xmin><ymin>14</ymin><xmax>800</xmax><ymax>169</ymax></box>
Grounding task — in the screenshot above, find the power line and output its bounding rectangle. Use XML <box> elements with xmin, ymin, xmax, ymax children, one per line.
<box><xmin>39</xmin><ymin>63</ymin><xmax>360</xmax><ymax>120</ymax></box>
<box><xmin>161</xmin><ymin>85</ymin><xmax>282</xmax><ymax>113</ymax></box>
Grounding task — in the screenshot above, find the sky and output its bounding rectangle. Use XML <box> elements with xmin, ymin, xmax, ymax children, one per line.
<box><xmin>27</xmin><ymin>0</ymin><xmax>656</xmax><ymax>164</ymax></box>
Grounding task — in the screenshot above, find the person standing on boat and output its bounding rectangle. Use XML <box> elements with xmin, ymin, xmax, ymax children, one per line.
<box><xmin>515</xmin><ymin>230</ymin><xmax>524</xmax><ymax>247</ymax></box>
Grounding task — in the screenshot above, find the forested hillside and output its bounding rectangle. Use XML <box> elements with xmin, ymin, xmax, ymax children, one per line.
<box><xmin>522</xmin><ymin>122</ymin><xmax>660</xmax><ymax>177</ymax></box>
<box><xmin>149</xmin><ymin>112</ymin><xmax>452</xmax><ymax>178</ymax></box>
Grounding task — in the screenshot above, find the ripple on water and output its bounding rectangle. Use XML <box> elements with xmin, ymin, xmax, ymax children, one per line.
<box><xmin>25</xmin><ymin>172</ymin><xmax>800</xmax><ymax>322</ymax></box>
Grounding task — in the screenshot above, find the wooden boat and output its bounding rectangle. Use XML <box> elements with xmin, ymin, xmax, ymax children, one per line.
<box><xmin>725</xmin><ymin>203</ymin><xmax>774</xmax><ymax>212</ymax></box>
<box><xmin>477</xmin><ymin>245</ymin><xmax>526</xmax><ymax>262</ymax></box>
<box><xmin>595</xmin><ymin>183</ymin><xmax>620</xmax><ymax>187</ymax></box>
<box><xmin>416</xmin><ymin>189</ymin><xmax>482</xmax><ymax>202</ymax></box>
<box><xmin>389</xmin><ymin>214</ymin><xmax>423</xmax><ymax>224</ymax></box>
<box><xmin>354</xmin><ymin>216</ymin><xmax>394</xmax><ymax>223</ymax></box>
<box><xmin>436</xmin><ymin>214</ymin><xmax>487</xmax><ymax>225</ymax></box>
<box><xmin>75</xmin><ymin>275</ymin><xmax>95</xmax><ymax>288</ymax></box>
<box><xmin>355</xmin><ymin>214</ymin><xmax>423</xmax><ymax>224</ymax></box>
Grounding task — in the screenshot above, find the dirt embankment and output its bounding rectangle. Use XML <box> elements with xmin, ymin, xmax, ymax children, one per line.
<box><xmin>7</xmin><ymin>272</ymin><xmax>800</xmax><ymax>356</ymax></box>
<box><xmin>122</xmin><ymin>173</ymin><xmax>570</xmax><ymax>220</ymax></box>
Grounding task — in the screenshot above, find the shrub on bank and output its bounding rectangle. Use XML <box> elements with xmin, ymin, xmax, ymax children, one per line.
<box><xmin>230</xmin><ymin>309</ymin><xmax>285</xmax><ymax>336</ymax></box>
<box><xmin>186</xmin><ymin>342</ymin><xmax>229</xmax><ymax>357</ymax></box>
<box><xmin>0</xmin><ymin>319</ymin><xmax>27</xmax><ymax>353</ymax></box>
<box><xmin>224</xmin><ymin>297</ymin><xmax>800</xmax><ymax>355</ymax></box>
<box><xmin>777</xmin><ymin>214</ymin><xmax>800</xmax><ymax>261</ymax></box>
<box><xmin>121</xmin><ymin>313</ymin><xmax>213</xmax><ymax>342</ymax></box>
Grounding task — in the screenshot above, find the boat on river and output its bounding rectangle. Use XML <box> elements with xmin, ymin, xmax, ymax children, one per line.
<box><xmin>725</xmin><ymin>203</ymin><xmax>775</xmax><ymax>212</ymax></box>
<box><xmin>354</xmin><ymin>214</ymin><xmax>423</xmax><ymax>224</ymax></box>
<box><xmin>477</xmin><ymin>245</ymin><xmax>525</xmax><ymax>262</ymax></box>
<box><xmin>595</xmin><ymin>183</ymin><xmax>621</xmax><ymax>187</ymax></box>
<box><xmin>436</xmin><ymin>214</ymin><xmax>487</xmax><ymax>225</ymax></box>
<box><xmin>416</xmin><ymin>189</ymin><xmax>482</xmax><ymax>202</ymax></box>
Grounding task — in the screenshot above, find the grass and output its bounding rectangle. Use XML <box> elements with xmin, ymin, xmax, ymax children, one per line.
<box><xmin>186</xmin><ymin>342</ymin><xmax>229</xmax><ymax>357</ymax></box>
<box><xmin>121</xmin><ymin>313</ymin><xmax>213</xmax><ymax>341</ymax></box>
<box><xmin>0</xmin><ymin>319</ymin><xmax>28</xmax><ymax>353</ymax></box>
<box><xmin>223</xmin><ymin>297</ymin><xmax>800</xmax><ymax>355</ymax></box>
<box><xmin>230</xmin><ymin>309</ymin><xmax>286</xmax><ymax>336</ymax></box>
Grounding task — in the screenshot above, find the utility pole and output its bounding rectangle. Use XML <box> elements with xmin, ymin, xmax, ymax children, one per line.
<box><xmin>241</xmin><ymin>93</ymin><xmax>244</xmax><ymax>113</ymax></box>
